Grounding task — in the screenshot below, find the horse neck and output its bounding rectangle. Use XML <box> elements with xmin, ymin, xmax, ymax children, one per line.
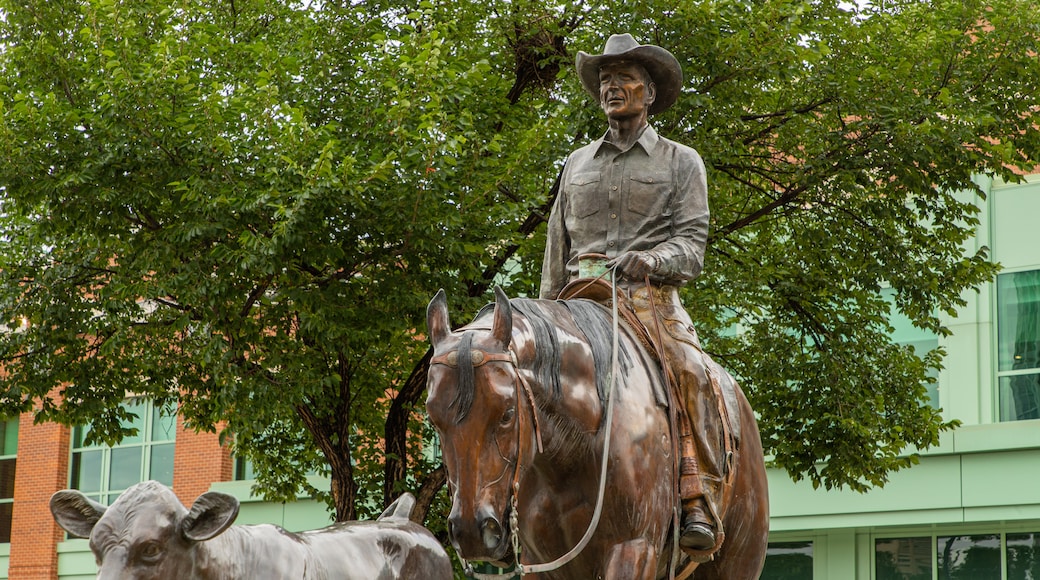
<box><xmin>511</xmin><ymin>317</ymin><xmax>603</xmax><ymax>470</ymax></box>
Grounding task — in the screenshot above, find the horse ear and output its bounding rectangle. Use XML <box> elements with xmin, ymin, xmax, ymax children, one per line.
<box><xmin>427</xmin><ymin>289</ymin><xmax>452</xmax><ymax>346</ymax></box>
<box><xmin>491</xmin><ymin>286</ymin><xmax>512</xmax><ymax>349</ymax></box>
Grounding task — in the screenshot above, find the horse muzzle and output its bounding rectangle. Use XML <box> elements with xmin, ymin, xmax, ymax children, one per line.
<box><xmin>448</xmin><ymin>504</ymin><xmax>512</xmax><ymax>563</ymax></box>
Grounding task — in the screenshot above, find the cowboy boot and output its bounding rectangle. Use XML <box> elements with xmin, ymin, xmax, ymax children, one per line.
<box><xmin>677</xmin><ymin>441</ymin><xmax>717</xmax><ymax>552</ymax></box>
<box><xmin>680</xmin><ymin>497</ymin><xmax>716</xmax><ymax>551</ymax></box>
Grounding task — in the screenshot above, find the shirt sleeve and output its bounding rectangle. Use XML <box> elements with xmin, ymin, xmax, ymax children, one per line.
<box><xmin>649</xmin><ymin>146</ymin><xmax>709</xmax><ymax>285</ymax></box>
<box><xmin>540</xmin><ymin>163</ymin><xmax>571</xmax><ymax>300</ymax></box>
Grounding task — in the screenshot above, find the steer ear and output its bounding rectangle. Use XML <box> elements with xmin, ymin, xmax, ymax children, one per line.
<box><xmin>50</xmin><ymin>489</ymin><xmax>107</xmax><ymax>539</ymax></box>
<box><xmin>180</xmin><ymin>491</ymin><xmax>240</xmax><ymax>542</ymax></box>
<box><xmin>427</xmin><ymin>289</ymin><xmax>452</xmax><ymax>347</ymax></box>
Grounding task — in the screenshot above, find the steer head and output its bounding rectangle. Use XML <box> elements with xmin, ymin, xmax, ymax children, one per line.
<box><xmin>50</xmin><ymin>480</ymin><xmax>240</xmax><ymax>579</ymax></box>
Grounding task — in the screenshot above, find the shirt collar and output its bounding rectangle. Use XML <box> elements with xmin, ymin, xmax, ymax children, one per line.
<box><xmin>595</xmin><ymin>124</ymin><xmax>660</xmax><ymax>156</ymax></box>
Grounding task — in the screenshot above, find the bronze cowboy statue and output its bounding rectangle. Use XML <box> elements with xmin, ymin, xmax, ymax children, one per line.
<box><xmin>426</xmin><ymin>33</ymin><xmax>768</xmax><ymax>579</ymax></box>
<box><xmin>541</xmin><ymin>33</ymin><xmax>727</xmax><ymax>558</ymax></box>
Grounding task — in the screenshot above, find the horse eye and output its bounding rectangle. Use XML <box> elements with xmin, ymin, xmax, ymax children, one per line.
<box><xmin>500</xmin><ymin>407</ymin><xmax>516</xmax><ymax>426</ymax></box>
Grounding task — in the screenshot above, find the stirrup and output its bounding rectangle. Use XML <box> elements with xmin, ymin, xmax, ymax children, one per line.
<box><xmin>679</xmin><ymin>515</ymin><xmax>716</xmax><ymax>552</ymax></box>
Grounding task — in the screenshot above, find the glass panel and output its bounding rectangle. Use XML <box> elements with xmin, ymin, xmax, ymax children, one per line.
<box><xmin>149</xmin><ymin>443</ymin><xmax>175</xmax><ymax>487</ymax></box>
<box><xmin>108</xmin><ymin>447</ymin><xmax>143</xmax><ymax>492</ymax></box>
<box><xmin>936</xmin><ymin>534</ymin><xmax>1000</xmax><ymax>579</ymax></box>
<box><xmin>0</xmin><ymin>502</ymin><xmax>12</xmax><ymax>543</ymax></box>
<box><xmin>761</xmin><ymin>541</ymin><xmax>813</xmax><ymax>579</ymax></box>
<box><xmin>0</xmin><ymin>419</ymin><xmax>17</xmax><ymax>457</ymax></box>
<box><xmin>876</xmin><ymin>537</ymin><xmax>932</xmax><ymax>580</ymax></box>
<box><xmin>884</xmin><ymin>288</ymin><xmax>941</xmax><ymax>409</ymax></box>
<box><xmin>0</xmin><ymin>459</ymin><xmax>15</xmax><ymax>500</ymax></box>
<box><xmin>151</xmin><ymin>404</ymin><xmax>177</xmax><ymax>442</ymax></box>
<box><xmin>999</xmin><ymin>374</ymin><xmax>1040</xmax><ymax>421</ymax></box>
<box><xmin>71</xmin><ymin>450</ymin><xmax>104</xmax><ymax>494</ymax></box>
<box><xmin>998</xmin><ymin>271</ymin><xmax>1040</xmax><ymax>372</ymax></box>
<box><xmin>119</xmin><ymin>401</ymin><xmax>145</xmax><ymax>445</ymax></box>
<box><xmin>1008</xmin><ymin>533</ymin><xmax>1040</xmax><ymax>580</ymax></box>
<box><xmin>235</xmin><ymin>456</ymin><xmax>257</xmax><ymax>481</ymax></box>
<box><xmin>72</xmin><ymin>425</ymin><xmax>95</xmax><ymax>449</ymax></box>
<box><xmin>905</xmin><ymin>338</ymin><xmax>941</xmax><ymax>408</ymax></box>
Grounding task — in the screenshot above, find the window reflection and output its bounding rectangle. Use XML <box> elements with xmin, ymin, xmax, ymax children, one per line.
<box><xmin>937</xmin><ymin>534</ymin><xmax>1000</xmax><ymax>579</ymax></box>
<box><xmin>761</xmin><ymin>541</ymin><xmax>813</xmax><ymax>579</ymax></box>
<box><xmin>876</xmin><ymin>537</ymin><xmax>931</xmax><ymax>580</ymax></box>
<box><xmin>1008</xmin><ymin>533</ymin><xmax>1040</xmax><ymax>580</ymax></box>
<box><xmin>998</xmin><ymin>270</ymin><xmax>1040</xmax><ymax>421</ymax></box>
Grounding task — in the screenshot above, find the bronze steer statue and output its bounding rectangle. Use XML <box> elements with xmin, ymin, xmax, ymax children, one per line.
<box><xmin>50</xmin><ymin>480</ymin><xmax>453</xmax><ymax>579</ymax></box>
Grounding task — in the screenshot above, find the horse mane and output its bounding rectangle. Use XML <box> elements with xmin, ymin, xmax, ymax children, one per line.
<box><xmin>452</xmin><ymin>298</ymin><xmax>629</xmax><ymax>420</ymax></box>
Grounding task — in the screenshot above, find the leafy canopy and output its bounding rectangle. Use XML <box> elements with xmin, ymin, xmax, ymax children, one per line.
<box><xmin>0</xmin><ymin>0</ymin><xmax>1038</xmax><ymax>523</ymax></box>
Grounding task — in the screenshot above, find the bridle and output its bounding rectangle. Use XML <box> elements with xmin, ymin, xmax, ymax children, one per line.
<box><xmin>430</xmin><ymin>273</ymin><xmax>623</xmax><ymax>579</ymax></box>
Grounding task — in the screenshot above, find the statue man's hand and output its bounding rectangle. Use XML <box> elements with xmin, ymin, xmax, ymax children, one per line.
<box><xmin>608</xmin><ymin>251</ymin><xmax>660</xmax><ymax>281</ymax></box>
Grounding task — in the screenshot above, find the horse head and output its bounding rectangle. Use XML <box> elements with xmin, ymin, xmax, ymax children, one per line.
<box><xmin>426</xmin><ymin>287</ymin><xmax>535</xmax><ymax>566</ymax></box>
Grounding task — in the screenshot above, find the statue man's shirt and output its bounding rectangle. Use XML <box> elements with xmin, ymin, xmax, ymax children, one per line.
<box><xmin>540</xmin><ymin>124</ymin><xmax>709</xmax><ymax>299</ymax></box>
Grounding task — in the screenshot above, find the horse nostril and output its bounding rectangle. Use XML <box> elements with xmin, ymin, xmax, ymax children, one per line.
<box><xmin>480</xmin><ymin>516</ymin><xmax>504</xmax><ymax>551</ymax></box>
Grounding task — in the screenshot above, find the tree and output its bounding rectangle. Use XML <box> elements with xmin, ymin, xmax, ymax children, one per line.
<box><xmin>0</xmin><ymin>0</ymin><xmax>1038</xmax><ymax>533</ymax></box>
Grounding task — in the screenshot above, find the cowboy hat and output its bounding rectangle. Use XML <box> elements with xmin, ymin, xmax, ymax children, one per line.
<box><xmin>576</xmin><ymin>33</ymin><xmax>683</xmax><ymax>116</ymax></box>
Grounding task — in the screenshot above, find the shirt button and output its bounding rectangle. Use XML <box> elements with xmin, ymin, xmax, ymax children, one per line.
<box><xmin>610</xmin><ymin>213</ymin><xmax>617</xmax><ymax>219</ymax></box>
<box><xmin>612</xmin><ymin>186</ymin><xmax>618</xmax><ymax>191</ymax></box>
<box><xmin>608</xmin><ymin>241</ymin><xmax>615</xmax><ymax>247</ymax></box>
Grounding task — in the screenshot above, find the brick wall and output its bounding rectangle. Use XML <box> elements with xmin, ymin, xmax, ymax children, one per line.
<box><xmin>8</xmin><ymin>405</ymin><xmax>69</xmax><ymax>580</ymax></box>
<box><xmin>172</xmin><ymin>418</ymin><xmax>233</xmax><ymax>508</ymax></box>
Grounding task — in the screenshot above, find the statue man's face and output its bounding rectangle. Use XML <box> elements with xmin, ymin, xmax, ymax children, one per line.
<box><xmin>598</xmin><ymin>61</ymin><xmax>656</xmax><ymax>121</ymax></box>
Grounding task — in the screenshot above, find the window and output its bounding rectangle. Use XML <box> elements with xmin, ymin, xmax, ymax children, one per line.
<box><xmin>937</xmin><ymin>534</ymin><xmax>1000</xmax><ymax>578</ymax></box>
<box><xmin>876</xmin><ymin>537</ymin><xmax>931</xmax><ymax>580</ymax></box>
<box><xmin>70</xmin><ymin>399</ymin><xmax>176</xmax><ymax>505</ymax></box>
<box><xmin>997</xmin><ymin>270</ymin><xmax>1040</xmax><ymax>421</ymax></box>
<box><xmin>875</xmin><ymin>533</ymin><xmax>1040</xmax><ymax>579</ymax></box>
<box><xmin>0</xmin><ymin>418</ymin><xmax>16</xmax><ymax>543</ymax></box>
<box><xmin>1007</xmin><ymin>533</ymin><xmax>1040</xmax><ymax>580</ymax></box>
<box><xmin>761</xmin><ymin>541</ymin><xmax>813</xmax><ymax>579</ymax></box>
<box><xmin>885</xmin><ymin>288</ymin><xmax>940</xmax><ymax>408</ymax></box>
<box><xmin>234</xmin><ymin>456</ymin><xmax>256</xmax><ymax>481</ymax></box>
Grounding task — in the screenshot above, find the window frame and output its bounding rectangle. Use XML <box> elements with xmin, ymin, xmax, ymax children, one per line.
<box><xmin>995</xmin><ymin>268</ymin><xmax>1040</xmax><ymax>422</ymax></box>
<box><xmin>69</xmin><ymin>399</ymin><xmax>177</xmax><ymax>506</ymax></box>
<box><xmin>0</xmin><ymin>418</ymin><xmax>17</xmax><ymax>544</ymax></box>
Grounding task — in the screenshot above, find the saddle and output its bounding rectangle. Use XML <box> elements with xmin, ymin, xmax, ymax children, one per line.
<box><xmin>558</xmin><ymin>277</ymin><xmax>742</xmax><ymax>446</ymax></box>
<box><xmin>559</xmin><ymin>277</ymin><xmax>663</xmax><ymax>364</ymax></box>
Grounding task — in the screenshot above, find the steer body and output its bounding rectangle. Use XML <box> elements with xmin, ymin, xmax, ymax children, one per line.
<box><xmin>50</xmin><ymin>480</ymin><xmax>452</xmax><ymax>580</ymax></box>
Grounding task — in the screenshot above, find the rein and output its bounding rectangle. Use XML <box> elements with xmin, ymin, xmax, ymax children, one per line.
<box><xmin>450</xmin><ymin>270</ymin><xmax>623</xmax><ymax>579</ymax></box>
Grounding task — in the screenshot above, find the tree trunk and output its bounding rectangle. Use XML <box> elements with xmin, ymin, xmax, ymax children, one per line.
<box><xmin>329</xmin><ymin>453</ymin><xmax>357</xmax><ymax>522</ymax></box>
<box><xmin>384</xmin><ymin>348</ymin><xmax>432</xmax><ymax>505</ymax></box>
<box><xmin>412</xmin><ymin>465</ymin><xmax>447</xmax><ymax>524</ymax></box>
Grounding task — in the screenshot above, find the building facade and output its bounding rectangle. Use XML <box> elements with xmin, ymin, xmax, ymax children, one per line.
<box><xmin>762</xmin><ymin>174</ymin><xmax>1040</xmax><ymax>579</ymax></box>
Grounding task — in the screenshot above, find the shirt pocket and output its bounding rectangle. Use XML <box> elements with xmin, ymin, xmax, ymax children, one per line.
<box><xmin>567</xmin><ymin>172</ymin><xmax>605</xmax><ymax>218</ymax></box>
<box><xmin>627</xmin><ymin>171</ymin><xmax>671</xmax><ymax>216</ymax></box>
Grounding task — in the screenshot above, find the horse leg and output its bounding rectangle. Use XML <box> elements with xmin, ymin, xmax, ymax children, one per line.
<box><xmin>603</xmin><ymin>539</ymin><xmax>657</xmax><ymax>580</ymax></box>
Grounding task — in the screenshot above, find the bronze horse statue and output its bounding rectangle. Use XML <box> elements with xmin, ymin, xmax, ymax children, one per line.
<box><xmin>426</xmin><ymin>286</ymin><xmax>768</xmax><ymax>579</ymax></box>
